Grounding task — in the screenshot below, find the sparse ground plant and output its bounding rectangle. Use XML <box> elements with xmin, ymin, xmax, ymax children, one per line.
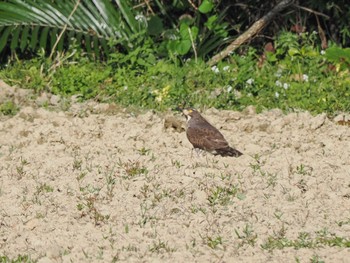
<box><xmin>207</xmin><ymin>185</ymin><xmax>239</xmax><ymax>207</ymax></box>
<box><xmin>0</xmin><ymin>255</ymin><xmax>37</xmax><ymax>263</ymax></box>
<box><xmin>137</xmin><ymin>147</ymin><xmax>150</xmax><ymax>156</ymax></box>
<box><xmin>309</xmin><ymin>255</ymin><xmax>325</xmax><ymax>263</ymax></box>
<box><xmin>13</xmin><ymin>156</ymin><xmax>29</xmax><ymax>179</ymax></box>
<box><xmin>117</xmin><ymin>159</ymin><xmax>148</xmax><ymax>180</ymax></box>
<box><xmin>149</xmin><ymin>240</ymin><xmax>176</xmax><ymax>254</ymax></box>
<box><xmin>295</xmin><ymin>164</ymin><xmax>314</xmax><ymax>176</ymax></box>
<box><xmin>235</xmin><ymin>224</ymin><xmax>258</xmax><ymax>247</ymax></box>
<box><xmin>261</xmin><ymin>230</ymin><xmax>350</xmax><ymax>251</ymax></box>
<box><xmin>77</xmin><ymin>194</ymin><xmax>110</xmax><ymax>226</ymax></box>
<box><xmin>0</xmin><ymin>101</ymin><xmax>18</xmax><ymax>116</ymax></box>
<box><xmin>337</xmin><ymin>218</ymin><xmax>350</xmax><ymax>227</ymax></box>
<box><xmin>206</xmin><ymin>236</ymin><xmax>223</xmax><ymax>250</ymax></box>
<box><xmin>104</xmin><ymin>166</ymin><xmax>117</xmax><ymax>199</ymax></box>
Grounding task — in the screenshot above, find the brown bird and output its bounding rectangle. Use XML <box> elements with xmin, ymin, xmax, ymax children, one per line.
<box><xmin>183</xmin><ymin>108</ymin><xmax>242</xmax><ymax>157</ymax></box>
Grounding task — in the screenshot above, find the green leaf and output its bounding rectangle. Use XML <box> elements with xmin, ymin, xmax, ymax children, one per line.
<box><xmin>10</xmin><ymin>25</ymin><xmax>21</xmax><ymax>50</ymax></box>
<box><xmin>57</xmin><ymin>33</ymin><xmax>64</xmax><ymax>51</ymax></box>
<box><xmin>147</xmin><ymin>15</ymin><xmax>163</xmax><ymax>36</ymax></box>
<box><xmin>93</xmin><ymin>36</ymin><xmax>99</xmax><ymax>57</ymax></box>
<box><xmin>92</xmin><ymin>0</ymin><xmax>121</xmax><ymax>34</ymax></box>
<box><xmin>301</xmin><ymin>48</ymin><xmax>318</xmax><ymax>57</ymax></box>
<box><xmin>325</xmin><ymin>47</ymin><xmax>350</xmax><ymax>64</ymax></box>
<box><xmin>205</xmin><ymin>15</ymin><xmax>218</xmax><ymax>30</ymax></box>
<box><xmin>191</xmin><ymin>26</ymin><xmax>199</xmax><ymax>40</ymax></box>
<box><xmin>0</xmin><ymin>26</ymin><xmax>13</xmax><ymax>52</ymax></box>
<box><xmin>84</xmin><ymin>1</ymin><xmax>108</xmax><ymax>36</ymax></box>
<box><xmin>115</xmin><ymin>0</ymin><xmax>138</xmax><ymax>33</ymax></box>
<box><xmin>20</xmin><ymin>0</ymin><xmax>58</xmax><ymax>25</ymax></box>
<box><xmin>30</xmin><ymin>26</ymin><xmax>39</xmax><ymax>50</ymax></box>
<box><xmin>77</xmin><ymin>4</ymin><xmax>102</xmax><ymax>35</ymax></box>
<box><xmin>198</xmin><ymin>0</ymin><xmax>214</xmax><ymax>14</ymax></box>
<box><xmin>75</xmin><ymin>32</ymin><xmax>83</xmax><ymax>44</ymax></box>
<box><xmin>179</xmin><ymin>23</ymin><xmax>190</xmax><ymax>39</ymax></box>
<box><xmin>85</xmin><ymin>33</ymin><xmax>92</xmax><ymax>54</ymax></box>
<box><xmin>176</xmin><ymin>40</ymin><xmax>191</xmax><ymax>55</ymax></box>
<box><xmin>39</xmin><ymin>27</ymin><xmax>49</xmax><ymax>50</ymax></box>
<box><xmin>179</xmin><ymin>23</ymin><xmax>198</xmax><ymax>41</ymax></box>
<box><xmin>100</xmin><ymin>38</ymin><xmax>109</xmax><ymax>56</ymax></box>
<box><xmin>50</xmin><ymin>27</ymin><xmax>58</xmax><ymax>50</ymax></box>
<box><xmin>0</xmin><ymin>0</ymin><xmax>140</xmax><ymax>55</ymax></box>
<box><xmin>288</xmin><ymin>47</ymin><xmax>300</xmax><ymax>57</ymax></box>
<box><xmin>38</xmin><ymin>1</ymin><xmax>68</xmax><ymax>25</ymax></box>
<box><xmin>197</xmin><ymin>34</ymin><xmax>223</xmax><ymax>57</ymax></box>
<box><xmin>20</xmin><ymin>26</ymin><xmax>30</xmax><ymax>51</ymax></box>
<box><xmin>266</xmin><ymin>52</ymin><xmax>277</xmax><ymax>62</ymax></box>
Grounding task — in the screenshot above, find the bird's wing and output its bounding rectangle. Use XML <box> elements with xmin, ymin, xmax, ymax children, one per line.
<box><xmin>187</xmin><ymin>125</ymin><xmax>229</xmax><ymax>150</ymax></box>
<box><xmin>202</xmin><ymin>127</ymin><xmax>229</xmax><ymax>149</ymax></box>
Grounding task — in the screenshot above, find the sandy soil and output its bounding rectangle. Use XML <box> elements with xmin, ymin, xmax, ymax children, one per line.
<box><xmin>1</xmin><ymin>81</ymin><xmax>350</xmax><ymax>262</ymax></box>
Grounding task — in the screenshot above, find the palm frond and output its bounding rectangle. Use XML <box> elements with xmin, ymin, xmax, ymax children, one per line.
<box><xmin>0</xmin><ymin>0</ymin><xmax>142</xmax><ymax>57</ymax></box>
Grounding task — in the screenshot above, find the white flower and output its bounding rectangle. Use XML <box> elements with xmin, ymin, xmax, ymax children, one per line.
<box><xmin>123</xmin><ymin>86</ymin><xmax>128</xmax><ymax>91</ymax></box>
<box><xmin>211</xmin><ymin>66</ymin><xmax>220</xmax><ymax>73</ymax></box>
<box><xmin>321</xmin><ymin>50</ymin><xmax>326</xmax><ymax>55</ymax></box>
<box><xmin>283</xmin><ymin>83</ymin><xmax>290</xmax><ymax>90</ymax></box>
<box><xmin>223</xmin><ymin>66</ymin><xmax>230</xmax><ymax>71</ymax></box>
<box><xmin>275</xmin><ymin>69</ymin><xmax>282</xmax><ymax>78</ymax></box>
<box><xmin>246</xmin><ymin>78</ymin><xmax>254</xmax><ymax>85</ymax></box>
<box><xmin>275</xmin><ymin>80</ymin><xmax>282</xmax><ymax>87</ymax></box>
<box><xmin>135</xmin><ymin>14</ymin><xmax>145</xmax><ymax>21</ymax></box>
<box><xmin>227</xmin><ymin>85</ymin><xmax>233</xmax><ymax>92</ymax></box>
<box><xmin>275</xmin><ymin>91</ymin><xmax>279</xmax><ymax>98</ymax></box>
<box><xmin>234</xmin><ymin>90</ymin><xmax>242</xmax><ymax>99</ymax></box>
<box><xmin>135</xmin><ymin>14</ymin><xmax>147</xmax><ymax>28</ymax></box>
<box><xmin>302</xmin><ymin>74</ymin><xmax>309</xmax><ymax>82</ymax></box>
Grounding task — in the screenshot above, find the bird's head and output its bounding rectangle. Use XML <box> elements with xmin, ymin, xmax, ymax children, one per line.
<box><xmin>183</xmin><ymin>108</ymin><xmax>199</xmax><ymax>121</ymax></box>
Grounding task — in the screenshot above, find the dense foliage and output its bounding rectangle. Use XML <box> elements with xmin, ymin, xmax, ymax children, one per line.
<box><xmin>1</xmin><ymin>31</ymin><xmax>350</xmax><ymax>114</ymax></box>
<box><xmin>0</xmin><ymin>1</ymin><xmax>349</xmax><ymax>60</ymax></box>
<box><xmin>0</xmin><ymin>1</ymin><xmax>349</xmax><ymax>115</ymax></box>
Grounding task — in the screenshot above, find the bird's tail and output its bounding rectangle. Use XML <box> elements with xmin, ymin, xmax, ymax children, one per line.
<box><xmin>216</xmin><ymin>147</ymin><xmax>243</xmax><ymax>157</ymax></box>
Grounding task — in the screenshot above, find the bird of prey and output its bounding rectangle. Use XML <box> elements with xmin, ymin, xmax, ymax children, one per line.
<box><xmin>183</xmin><ymin>108</ymin><xmax>242</xmax><ymax>157</ymax></box>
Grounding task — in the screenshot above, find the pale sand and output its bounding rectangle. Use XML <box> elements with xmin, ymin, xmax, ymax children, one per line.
<box><xmin>0</xmin><ymin>81</ymin><xmax>349</xmax><ymax>262</ymax></box>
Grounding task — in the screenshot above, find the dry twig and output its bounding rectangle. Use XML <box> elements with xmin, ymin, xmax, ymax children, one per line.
<box><xmin>208</xmin><ymin>0</ymin><xmax>294</xmax><ymax>66</ymax></box>
<box><xmin>49</xmin><ymin>0</ymin><xmax>81</xmax><ymax>60</ymax></box>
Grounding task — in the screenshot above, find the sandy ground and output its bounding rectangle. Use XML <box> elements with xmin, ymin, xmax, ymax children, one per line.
<box><xmin>0</xmin><ymin>81</ymin><xmax>350</xmax><ymax>262</ymax></box>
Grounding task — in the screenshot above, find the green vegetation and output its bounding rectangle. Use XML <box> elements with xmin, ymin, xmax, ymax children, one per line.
<box><xmin>0</xmin><ymin>101</ymin><xmax>18</xmax><ymax>116</ymax></box>
<box><xmin>0</xmin><ymin>255</ymin><xmax>37</xmax><ymax>263</ymax></box>
<box><xmin>1</xmin><ymin>32</ymin><xmax>350</xmax><ymax>115</ymax></box>
<box><xmin>262</xmin><ymin>230</ymin><xmax>350</xmax><ymax>251</ymax></box>
<box><xmin>206</xmin><ymin>236</ymin><xmax>223</xmax><ymax>249</ymax></box>
<box><xmin>1</xmin><ymin>1</ymin><xmax>350</xmax><ymax>59</ymax></box>
<box><xmin>0</xmin><ymin>1</ymin><xmax>349</xmax><ymax>115</ymax></box>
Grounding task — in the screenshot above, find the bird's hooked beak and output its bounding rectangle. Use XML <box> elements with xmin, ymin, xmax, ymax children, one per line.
<box><xmin>182</xmin><ymin>109</ymin><xmax>193</xmax><ymax>121</ymax></box>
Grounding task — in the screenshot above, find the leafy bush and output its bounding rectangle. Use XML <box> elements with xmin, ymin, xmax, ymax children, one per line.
<box><xmin>1</xmin><ymin>31</ymin><xmax>349</xmax><ymax>114</ymax></box>
<box><xmin>2</xmin><ymin>0</ymin><xmax>349</xmax><ymax>62</ymax></box>
<box><xmin>52</xmin><ymin>62</ymin><xmax>112</xmax><ymax>100</ymax></box>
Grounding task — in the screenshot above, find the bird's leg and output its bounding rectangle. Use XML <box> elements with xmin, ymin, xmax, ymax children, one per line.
<box><xmin>205</xmin><ymin>153</ymin><xmax>209</xmax><ymax>165</ymax></box>
<box><xmin>194</xmin><ymin>148</ymin><xmax>202</xmax><ymax>158</ymax></box>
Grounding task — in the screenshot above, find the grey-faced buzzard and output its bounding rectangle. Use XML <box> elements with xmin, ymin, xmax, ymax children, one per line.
<box><xmin>183</xmin><ymin>109</ymin><xmax>242</xmax><ymax>157</ymax></box>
